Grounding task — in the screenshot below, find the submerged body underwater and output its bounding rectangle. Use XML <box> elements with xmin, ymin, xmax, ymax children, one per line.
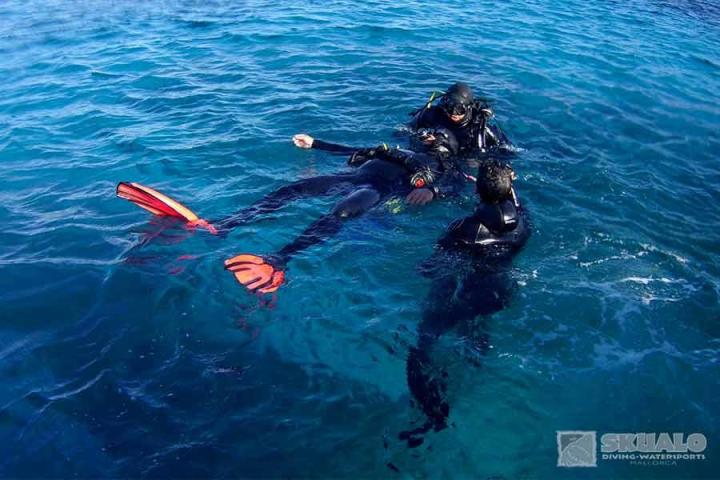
<box><xmin>1</xmin><ymin>0</ymin><xmax>719</xmax><ymax>478</ymax></box>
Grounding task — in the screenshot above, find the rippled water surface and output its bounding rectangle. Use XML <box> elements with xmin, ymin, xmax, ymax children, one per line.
<box><xmin>1</xmin><ymin>0</ymin><xmax>719</xmax><ymax>478</ymax></box>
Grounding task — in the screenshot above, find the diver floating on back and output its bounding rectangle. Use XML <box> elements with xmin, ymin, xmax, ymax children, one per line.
<box><xmin>117</xmin><ymin>128</ymin><xmax>469</xmax><ymax>295</ymax></box>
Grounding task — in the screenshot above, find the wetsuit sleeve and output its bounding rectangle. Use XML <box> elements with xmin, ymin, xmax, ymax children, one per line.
<box><xmin>311</xmin><ymin>139</ymin><xmax>358</xmax><ymax>155</ymax></box>
<box><xmin>435</xmin><ymin>216</ymin><xmax>477</xmax><ymax>249</ymax></box>
<box><xmin>375</xmin><ymin>150</ymin><xmax>463</xmax><ymax>195</ymax></box>
<box><xmin>417</xmin><ymin>220</ymin><xmax>467</xmax><ymax>278</ymax></box>
<box><xmin>374</xmin><ymin>148</ymin><xmax>419</xmax><ymax>170</ymax></box>
<box><xmin>485</xmin><ymin>123</ymin><xmax>513</xmax><ymax>150</ymax></box>
<box><xmin>427</xmin><ymin>170</ymin><xmax>467</xmax><ymax>199</ymax></box>
<box><xmin>438</xmin><ymin>218</ymin><xmax>465</xmax><ymax>247</ymax></box>
<box><xmin>409</xmin><ymin>106</ymin><xmax>442</xmax><ymax>130</ymax></box>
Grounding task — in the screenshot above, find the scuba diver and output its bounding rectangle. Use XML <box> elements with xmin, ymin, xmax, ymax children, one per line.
<box><xmin>399</xmin><ymin>159</ymin><xmax>530</xmax><ymax>447</ymax></box>
<box><xmin>410</xmin><ymin>82</ymin><xmax>513</xmax><ymax>156</ymax></box>
<box><xmin>116</xmin><ymin>128</ymin><xmax>468</xmax><ymax>295</ymax></box>
<box><xmin>291</xmin><ymin>128</ymin><xmax>468</xmax><ymax>206</ymax></box>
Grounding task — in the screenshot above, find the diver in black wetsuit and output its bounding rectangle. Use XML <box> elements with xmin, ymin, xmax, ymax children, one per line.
<box><xmin>117</xmin><ymin>128</ymin><xmax>468</xmax><ymax>294</ymax></box>
<box><xmin>220</xmin><ymin>129</ymin><xmax>469</xmax><ymax>293</ymax></box>
<box><xmin>399</xmin><ymin>159</ymin><xmax>530</xmax><ymax>447</ymax></box>
<box><xmin>410</xmin><ymin>82</ymin><xmax>513</xmax><ymax>156</ymax></box>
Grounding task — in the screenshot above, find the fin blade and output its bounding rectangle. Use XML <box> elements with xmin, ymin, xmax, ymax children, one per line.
<box><xmin>117</xmin><ymin>182</ymin><xmax>198</xmax><ymax>221</ymax></box>
<box><xmin>128</xmin><ymin>183</ymin><xmax>199</xmax><ymax>222</ymax></box>
<box><xmin>116</xmin><ymin>182</ymin><xmax>217</xmax><ymax>235</ymax></box>
<box><xmin>257</xmin><ymin>271</ymin><xmax>285</xmax><ymax>294</ymax></box>
<box><xmin>225</xmin><ymin>254</ymin><xmax>265</xmax><ymax>269</ymax></box>
<box><xmin>224</xmin><ymin>254</ymin><xmax>285</xmax><ymax>294</ymax></box>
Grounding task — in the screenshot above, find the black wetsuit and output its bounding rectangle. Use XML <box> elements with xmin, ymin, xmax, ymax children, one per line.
<box><xmin>410</xmin><ymin>104</ymin><xmax>512</xmax><ymax>156</ymax></box>
<box><xmin>400</xmin><ymin>195</ymin><xmax>530</xmax><ymax>447</ymax></box>
<box><xmin>215</xmin><ymin>140</ymin><xmax>466</xmax><ymax>265</ymax></box>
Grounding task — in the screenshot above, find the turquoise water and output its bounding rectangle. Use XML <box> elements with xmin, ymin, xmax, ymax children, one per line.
<box><xmin>1</xmin><ymin>0</ymin><xmax>719</xmax><ymax>478</ymax></box>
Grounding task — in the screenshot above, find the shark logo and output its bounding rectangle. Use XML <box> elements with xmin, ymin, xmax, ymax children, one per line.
<box><xmin>557</xmin><ymin>431</ymin><xmax>597</xmax><ymax>467</ymax></box>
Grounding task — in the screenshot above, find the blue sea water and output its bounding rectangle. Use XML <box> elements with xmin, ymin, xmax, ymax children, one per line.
<box><xmin>1</xmin><ymin>0</ymin><xmax>719</xmax><ymax>478</ymax></box>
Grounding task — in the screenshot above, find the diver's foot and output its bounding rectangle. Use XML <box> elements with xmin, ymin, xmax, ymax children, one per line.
<box><xmin>224</xmin><ymin>254</ymin><xmax>285</xmax><ymax>294</ymax></box>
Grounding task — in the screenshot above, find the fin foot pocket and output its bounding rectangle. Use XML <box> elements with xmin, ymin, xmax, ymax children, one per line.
<box><xmin>224</xmin><ymin>254</ymin><xmax>285</xmax><ymax>294</ymax></box>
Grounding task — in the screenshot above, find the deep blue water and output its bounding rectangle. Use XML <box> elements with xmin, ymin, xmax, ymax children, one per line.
<box><xmin>1</xmin><ymin>0</ymin><xmax>719</xmax><ymax>478</ymax></box>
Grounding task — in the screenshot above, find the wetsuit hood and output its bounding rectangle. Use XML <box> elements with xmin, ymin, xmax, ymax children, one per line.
<box><xmin>440</xmin><ymin>82</ymin><xmax>475</xmax><ymax>121</ymax></box>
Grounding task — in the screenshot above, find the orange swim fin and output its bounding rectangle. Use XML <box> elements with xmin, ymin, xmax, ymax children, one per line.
<box><xmin>224</xmin><ymin>254</ymin><xmax>285</xmax><ymax>294</ymax></box>
<box><xmin>116</xmin><ymin>182</ymin><xmax>217</xmax><ymax>234</ymax></box>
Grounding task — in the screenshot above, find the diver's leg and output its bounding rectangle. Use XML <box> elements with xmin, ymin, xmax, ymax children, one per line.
<box><xmin>215</xmin><ymin>174</ymin><xmax>354</xmax><ymax>231</ymax></box>
<box><xmin>224</xmin><ymin>187</ymin><xmax>382</xmax><ymax>294</ymax></box>
<box><xmin>274</xmin><ymin>187</ymin><xmax>381</xmax><ymax>262</ymax></box>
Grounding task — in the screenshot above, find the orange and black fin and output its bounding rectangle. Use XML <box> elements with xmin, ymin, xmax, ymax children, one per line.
<box><xmin>116</xmin><ymin>182</ymin><xmax>217</xmax><ymax>234</ymax></box>
<box><xmin>224</xmin><ymin>254</ymin><xmax>285</xmax><ymax>294</ymax></box>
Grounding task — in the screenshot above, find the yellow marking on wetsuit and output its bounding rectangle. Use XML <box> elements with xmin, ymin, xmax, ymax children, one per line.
<box><xmin>384</xmin><ymin>197</ymin><xmax>404</xmax><ymax>214</ymax></box>
<box><xmin>426</xmin><ymin>91</ymin><xmax>437</xmax><ymax>109</ymax></box>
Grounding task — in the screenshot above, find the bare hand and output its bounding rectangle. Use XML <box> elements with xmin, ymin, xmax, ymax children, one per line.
<box><xmin>292</xmin><ymin>134</ymin><xmax>314</xmax><ymax>149</ymax></box>
<box><xmin>405</xmin><ymin>188</ymin><xmax>434</xmax><ymax>205</ymax></box>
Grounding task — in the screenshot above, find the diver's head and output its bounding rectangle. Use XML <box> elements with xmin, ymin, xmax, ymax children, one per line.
<box><xmin>440</xmin><ymin>82</ymin><xmax>474</xmax><ymax>123</ymax></box>
<box><xmin>476</xmin><ymin>159</ymin><xmax>514</xmax><ymax>203</ymax></box>
<box><xmin>414</xmin><ymin>127</ymin><xmax>459</xmax><ymax>157</ymax></box>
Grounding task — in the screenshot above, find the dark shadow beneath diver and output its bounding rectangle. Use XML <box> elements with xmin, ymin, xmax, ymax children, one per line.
<box><xmin>399</xmin><ymin>265</ymin><xmax>516</xmax><ymax>448</ymax></box>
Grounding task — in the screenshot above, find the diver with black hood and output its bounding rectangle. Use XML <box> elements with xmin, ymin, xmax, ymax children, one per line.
<box><xmin>410</xmin><ymin>82</ymin><xmax>513</xmax><ymax>156</ymax></box>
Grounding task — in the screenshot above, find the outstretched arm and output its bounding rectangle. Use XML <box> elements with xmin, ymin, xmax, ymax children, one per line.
<box><xmin>292</xmin><ymin>134</ymin><xmax>359</xmax><ymax>155</ymax></box>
